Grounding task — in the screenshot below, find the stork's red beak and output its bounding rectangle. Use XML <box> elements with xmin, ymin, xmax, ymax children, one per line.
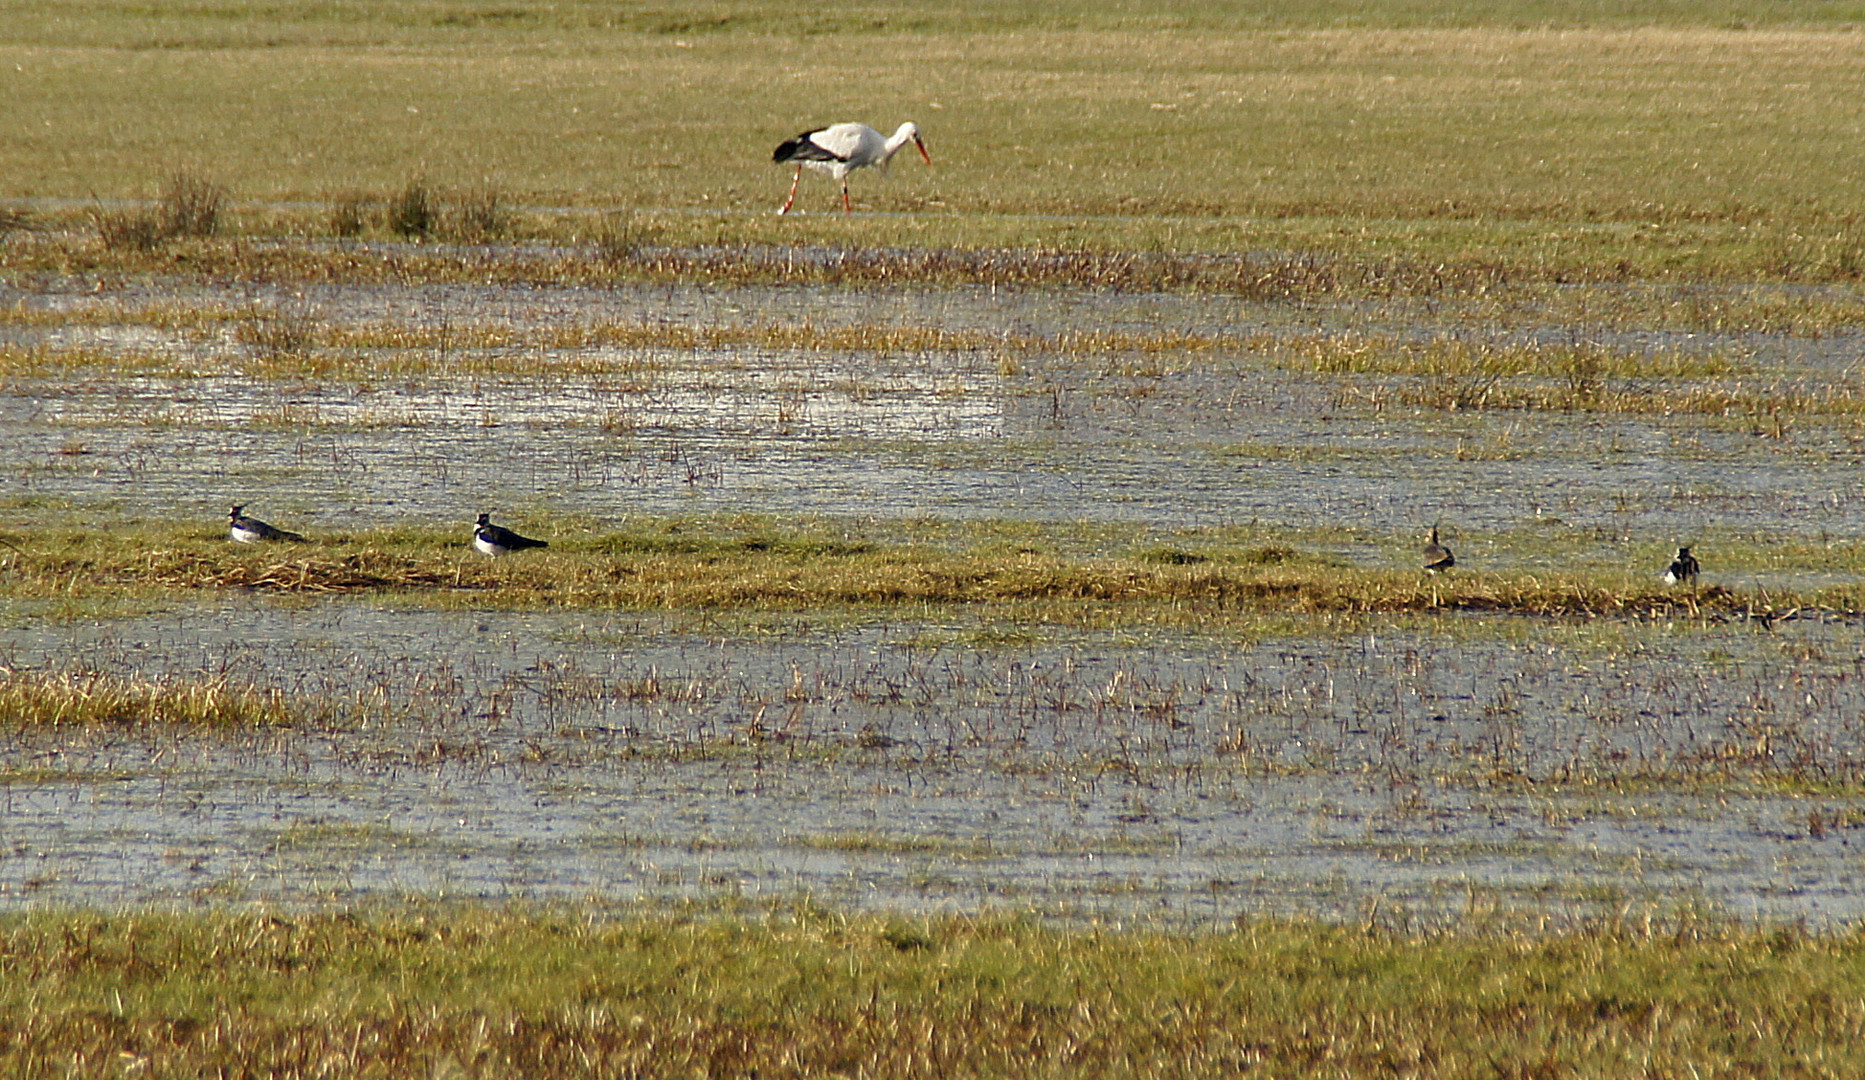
<box><xmin>915</xmin><ymin>135</ymin><xmax>932</xmax><ymax>166</ymax></box>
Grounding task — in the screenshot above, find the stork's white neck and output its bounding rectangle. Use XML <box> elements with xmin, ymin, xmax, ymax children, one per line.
<box><xmin>881</xmin><ymin>122</ymin><xmax>921</xmax><ymax>162</ymax></box>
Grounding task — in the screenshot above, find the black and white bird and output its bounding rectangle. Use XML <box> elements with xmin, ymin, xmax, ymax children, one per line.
<box><xmin>473</xmin><ymin>513</ymin><xmax>548</xmax><ymax>557</ymax></box>
<box><xmin>773</xmin><ymin>121</ymin><xmax>931</xmax><ymax>215</ymax></box>
<box><xmin>1421</xmin><ymin>526</ymin><xmax>1456</xmax><ymax>573</ymax></box>
<box><xmin>228</xmin><ymin>505</ymin><xmax>307</xmax><ymax>544</ymax></box>
<box><xmin>1663</xmin><ymin>545</ymin><xmax>1700</xmax><ymax>585</ymax></box>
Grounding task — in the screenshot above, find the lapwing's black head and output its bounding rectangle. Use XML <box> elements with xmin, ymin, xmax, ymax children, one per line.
<box><xmin>1663</xmin><ymin>545</ymin><xmax>1700</xmax><ymax>585</ymax></box>
<box><xmin>228</xmin><ymin>504</ymin><xmax>308</xmax><ymax>544</ymax></box>
<box><xmin>473</xmin><ymin>512</ymin><xmax>547</xmax><ymax>557</ymax></box>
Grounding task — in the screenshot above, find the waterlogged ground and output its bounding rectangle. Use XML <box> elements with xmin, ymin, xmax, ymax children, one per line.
<box><xmin>5</xmin><ymin>259</ymin><xmax>1865</xmax><ymax>924</ymax></box>
<box><xmin>4</xmin><ymin>275</ymin><xmax>1865</xmax><ymax>545</ymax></box>
<box><xmin>2</xmin><ymin>604</ymin><xmax>1863</xmax><ymax>924</ymax></box>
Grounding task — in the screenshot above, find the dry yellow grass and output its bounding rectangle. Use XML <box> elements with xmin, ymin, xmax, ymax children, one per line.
<box><xmin>4</xmin><ymin>6</ymin><xmax>1865</xmax><ymax>235</ymax></box>
<box><xmin>0</xmin><ymin>669</ymin><xmax>301</xmax><ymax>728</ymax></box>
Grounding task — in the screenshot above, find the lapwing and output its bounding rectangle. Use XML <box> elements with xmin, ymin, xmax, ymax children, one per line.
<box><xmin>1663</xmin><ymin>545</ymin><xmax>1700</xmax><ymax>585</ymax></box>
<box><xmin>228</xmin><ymin>505</ymin><xmax>307</xmax><ymax>544</ymax></box>
<box><xmin>473</xmin><ymin>512</ymin><xmax>548</xmax><ymax>557</ymax></box>
<box><xmin>1421</xmin><ymin>526</ymin><xmax>1455</xmax><ymax>573</ymax></box>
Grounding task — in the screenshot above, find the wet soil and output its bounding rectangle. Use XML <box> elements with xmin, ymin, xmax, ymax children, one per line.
<box><xmin>4</xmin><ymin>265</ymin><xmax>1865</xmax><ymax>925</ymax></box>
<box><xmin>4</xmin><ymin>278</ymin><xmax>1863</xmax><ymax>545</ymax></box>
<box><xmin>2</xmin><ymin>605</ymin><xmax>1861</xmax><ymax>925</ymax></box>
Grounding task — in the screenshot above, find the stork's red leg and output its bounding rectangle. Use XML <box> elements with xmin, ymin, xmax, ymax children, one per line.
<box><xmin>779</xmin><ymin>165</ymin><xmax>803</xmax><ymax>215</ymax></box>
<box><xmin>841</xmin><ymin>177</ymin><xmax>853</xmax><ymax>215</ymax></box>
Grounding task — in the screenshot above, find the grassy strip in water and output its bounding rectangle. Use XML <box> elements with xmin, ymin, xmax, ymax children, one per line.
<box><xmin>1</xmin><ymin>904</ymin><xmax>1862</xmax><ymax>1079</ymax></box>
<box><xmin>6</xmin><ymin>315</ymin><xmax>1847</xmax><ymax>423</ymax></box>
<box><xmin>0</xmin><ymin>517</ymin><xmax>1838</xmax><ymax>620</ymax></box>
<box><xmin>0</xmin><ymin>669</ymin><xmax>360</xmax><ymax>729</ymax></box>
<box><xmin>10</xmin><ymin>232</ymin><xmax>1865</xmax><ymax>326</ymax></box>
<box><xmin>0</xmin><ymin>308</ymin><xmax>1752</xmax><ymax>375</ymax></box>
<box><xmin>0</xmin><ymin>670</ymin><xmax>295</xmax><ymax>728</ymax></box>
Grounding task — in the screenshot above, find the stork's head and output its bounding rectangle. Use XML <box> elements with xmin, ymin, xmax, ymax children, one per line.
<box><xmin>893</xmin><ymin>121</ymin><xmax>932</xmax><ymax>166</ymax></box>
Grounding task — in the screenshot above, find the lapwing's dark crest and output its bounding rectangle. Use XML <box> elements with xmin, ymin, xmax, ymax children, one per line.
<box><xmin>1421</xmin><ymin>526</ymin><xmax>1455</xmax><ymax>573</ymax></box>
<box><xmin>1663</xmin><ymin>545</ymin><xmax>1700</xmax><ymax>585</ymax></box>
<box><xmin>228</xmin><ymin>505</ymin><xmax>307</xmax><ymax>544</ymax></box>
<box><xmin>473</xmin><ymin>513</ymin><xmax>548</xmax><ymax>557</ymax></box>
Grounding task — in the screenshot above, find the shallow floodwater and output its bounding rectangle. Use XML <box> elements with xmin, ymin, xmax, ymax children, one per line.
<box><xmin>3</xmin><ymin>604</ymin><xmax>1863</xmax><ymax>925</ymax></box>
<box><xmin>5</xmin><ymin>268</ymin><xmax>1865</xmax><ymax>924</ymax></box>
<box><xmin>4</xmin><ymin>278</ymin><xmax>1865</xmax><ymax>544</ymax></box>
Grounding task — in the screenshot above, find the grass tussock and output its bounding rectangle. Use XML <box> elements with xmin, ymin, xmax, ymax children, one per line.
<box><xmin>89</xmin><ymin>171</ymin><xmax>225</xmax><ymax>252</ymax></box>
<box><xmin>326</xmin><ymin>189</ymin><xmax>373</xmax><ymax>238</ymax></box>
<box><xmin>0</xmin><ymin>207</ymin><xmax>39</xmax><ymax>244</ymax></box>
<box><xmin>233</xmin><ymin>305</ymin><xmax>320</xmax><ymax>362</ymax></box>
<box><xmin>158</xmin><ymin>172</ymin><xmax>223</xmax><ymax>239</ymax></box>
<box><xmin>89</xmin><ymin>206</ymin><xmax>169</xmax><ymax>253</ymax></box>
<box><xmin>386</xmin><ymin>176</ymin><xmax>435</xmax><ymax>239</ymax></box>
<box><xmin>1</xmin><ymin>905</ymin><xmax>1862</xmax><ymax>1079</ymax></box>
<box><xmin>0</xmin><ymin>669</ymin><xmax>298</xmax><ymax>728</ymax></box>
<box><xmin>450</xmin><ymin>184</ymin><xmax>508</xmax><ymax>242</ymax></box>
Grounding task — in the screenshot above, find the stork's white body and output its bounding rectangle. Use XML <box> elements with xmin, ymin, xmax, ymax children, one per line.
<box><xmin>773</xmin><ymin>121</ymin><xmax>930</xmax><ymax>214</ymax></box>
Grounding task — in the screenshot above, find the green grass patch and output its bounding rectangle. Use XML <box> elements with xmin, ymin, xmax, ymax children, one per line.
<box><xmin>1</xmin><ymin>903</ymin><xmax>1862</xmax><ymax>1079</ymax></box>
<box><xmin>0</xmin><ymin>512</ymin><xmax>1846</xmax><ymax>621</ymax></box>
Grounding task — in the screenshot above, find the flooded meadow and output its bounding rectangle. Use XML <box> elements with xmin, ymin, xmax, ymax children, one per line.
<box><xmin>5</xmin><ymin>247</ymin><xmax>1865</xmax><ymax>927</ymax></box>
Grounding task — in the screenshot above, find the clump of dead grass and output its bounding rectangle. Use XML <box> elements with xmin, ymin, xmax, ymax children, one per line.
<box><xmin>327</xmin><ymin>189</ymin><xmax>373</xmax><ymax>238</ymax></box>
<box><xmin>590</xmin><ymin>212</ymin><xmax>661</xmax><ymax>265</ymax></box>
<box><xmin>449</xmin><ymin>184</ymin><xmax>508</xmax><ymax>242</ymax></box>
<box><xmin>0</xmin><ymin>668</ymin><xmax>297</xmax><ymax>728</ymax></box>
<box><xmin>90</xmin><ymin>206</ymin><xmax>170</xmax><ymax>252</ymax></box>
<box><xmin>159</xmin><ymin>172</ymin><xmax>224</xmax><ymax>238</ymax></box>
<box><xmin>234</xmin><ymin>305</ymin><xmax>323</xmax><ymax>362</ymax></box>
<box><xmin>386</xmin><ymin>176</ymin><xmax>435</xmax><ymax>239</ymax></box>
<box><xmin>143</xmin><ymin>550</ymin><xmax>458</xmax><ymax>593</ymax></box>
<box><xmin>90</xmin><ymin>171</ymin><xmax>226</xmax><ymax>251</ymax></box>
<box><xmin>0</xmin><ymin>207</ymin><xmax>39</xmax><ymax>244</ymax></box>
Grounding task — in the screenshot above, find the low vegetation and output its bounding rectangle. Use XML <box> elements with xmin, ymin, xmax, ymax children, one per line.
<box><xmin>88</xmin><ymin>171</ymin><xmax>226</xmax><ymax>252</ymax></box>
<box><xmin>0</xmin><ymin>514</ymin><xmax>1839</xmax><ymax>621</ymax></box>
<box><xmin>8</xmin><ymin>305</ymin><xmax>1852</xmax><ymax>426</ymax></box>
<box><xmin>0</xmin><ymin>905</ymin><xmax>1861</xmax><ymax>1079</ymax></box>
<box><xmin>0</xmin><ymin>669</ymin><xmax>302</xmax><ymax>728</ymax></box>
<box><xmin>2</xmin><ymin>10</ymin><xmax>1863</xmax><ymax>1059</ymax></box>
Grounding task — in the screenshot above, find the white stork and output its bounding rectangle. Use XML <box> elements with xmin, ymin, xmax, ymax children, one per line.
<box><xmin>772</xmin><ymin>121</ymin><xmax>931</xmax><ymax>215</ymax></box>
